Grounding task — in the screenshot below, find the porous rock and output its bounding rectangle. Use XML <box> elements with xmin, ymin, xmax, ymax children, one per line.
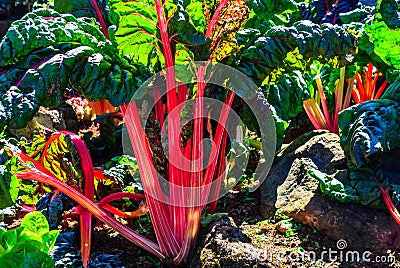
<box><xmin>260</xmin><ymin>131</ymin><xmax>400</xmax><ymax>252</ymax></box>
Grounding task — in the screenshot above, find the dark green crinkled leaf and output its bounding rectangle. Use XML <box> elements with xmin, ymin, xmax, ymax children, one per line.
<box><xmin>0</xmin><ymin>9</ymin><xmax>149</xmax><ymax>131</ymax></box>
<box><xmin>36</xmin><ymin>192</ymin><xmax>72</xmax><ymax>230</ymax></box>
<box><xmin>263</xmin><ymin>70</ymin><xmax>310</xmax><ymax>121</ymax></box>
<box><xmin>339</xmin><ymin>100</ymin><xmax>400</xmax><ymax>168</ymax></box>
<box><xmin>50</xmin><ymin>232</ymin><xmax>125</xmax><ymax>268</ymax></box>
<box><xmin>335</xmin><ymin>100</ymin><xmax>400</xmax><ymax>207</ymax></box>
<box><xmin>340</xmin><ymin>6</ymin><xmax>375</xmax><ymax>25</ymax></box>
<box><xmin>246</xmin><ymin>0</ymin><xmax>298</xmax><ymax>21</ymax></box>
<box><xmin>239</xmin><ymin>21</ymin><xmax>357</xmax><ymax>84</ymax></box>
<box><xmin>101</xmin><ymin>155</ymin><xmax>142</xmax><ymax>192</ymax></box>
<box><xmin>376</xmin><ymin>0</ymin><xmax>400</xmax><ymax>29</ymax></box>
<box><xmin>381</xmin><ymin>76</ymin><xmax>400</xmax><ymax>102</ymax></box>
<box><xmin>0</xmin><ymin>9</ymin><xmax>108</xmax><ymax>66</ymax></box>
<box><xmin>312</xmin><ymin>99</ymin><xmax>400</xmax><ymax>207</ymax></box>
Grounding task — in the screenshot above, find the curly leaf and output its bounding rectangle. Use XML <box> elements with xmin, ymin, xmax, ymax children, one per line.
<box><xmin>263</xmin><ymin>70</ymin><xmax>310</xmax><ymax>121</ymax></box>
<box><xmin>376</xmin><ymin>0</ymin><xmax>400</xmax><ymax>29</ymax></box>
<box><xmin>339</xmin><ymin>99</ymin><xmax>400</xmax><ymax>168</ymax></box>
<box><xmin>239</xmin><ymin>21</ymin><xmax>357</xmax><ymax>84</ymax></box>
<box><xmin>0</xmin><ymin>9</ymin><xmax>108</xmax><ymax>66</ymax></box>
<box><xmin>0</xmin><ymin>10</ymin><xmax>148</xmax><ymax>130</ymax></box>
<box><xmin>364</xmin><ymin>21</ymin><xmax>400</xmax><ymax>70</ymax></box>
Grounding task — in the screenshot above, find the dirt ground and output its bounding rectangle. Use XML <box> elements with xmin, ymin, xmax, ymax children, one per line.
<box><xmin>56</xmin><ymin>189</ymin><xmax>400</xmax><ymax>268</ymax></box>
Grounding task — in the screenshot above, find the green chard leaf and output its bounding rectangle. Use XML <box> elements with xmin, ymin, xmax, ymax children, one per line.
<box><xmin>263</xmin><ymin>70</ymin><xmax>310</xmax><ymax>121</ymax></box>
<box><xmin>307</xmin><ymin>169</ymin><xmax>360</xmax><ymax>203</ymax></box>
<box><xmin>339</xmin><ymin>99</ymin><xmax>400</xmax><ymax>168</ymax></box>
<box><xmin>0</xmin><ymin>9</ymin><xmax>149</xmax><ymax>131</ymax></box>
<box><xmin>381</xmin><ymin>76</ymin><xmax>400</xmax><ymax>102</ymax></box>
<box><xmin>0</xmin><ymin>165</ymin><xmax>18</xmax><ymax>208</ymax></box>
<box><xmin>238</xmin><ymin>21</ymin><xmax>357</xmax><ymax>85</ymax></box>
<box><xmin>376</xmin><ymin>0</ymin><xmax>400</xmax><ymax>29</ymax></box>
<box><xmin>108</xmin><ymin>0</ymin><xmax>164</xmax><ymax>69</ymax></box>
<box><xmin>55</xmin><ymin>0</ymin><xmax>110</xmax><ymax>24</ymax></box>
<box><xmin>364</xmin><ymin>21</ymin><xmax>400</xmax><ymax>70</ymax></box>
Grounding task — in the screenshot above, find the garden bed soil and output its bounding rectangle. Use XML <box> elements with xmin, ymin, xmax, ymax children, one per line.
<box><xmin>4</xmin><ymin>188</ymin><xmax>394</xmax><ymax>267</ymax></box>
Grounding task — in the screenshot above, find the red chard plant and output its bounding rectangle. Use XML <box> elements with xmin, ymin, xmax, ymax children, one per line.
<box><xmin>0</xmin><ymin>0</ymin><xmax>360</xmax><ymax>265</ymax></box>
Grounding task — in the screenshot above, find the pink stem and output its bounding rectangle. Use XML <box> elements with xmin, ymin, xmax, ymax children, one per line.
<box><xmin>17</xmin><ymin>171</ymin><xmax>165</xmax><ymax>259</ymax></box>
<box><xmin>206</xmin><ymin>0</ymin><xmax>230</xmax><ymax>38</ymax></box>
<box><xmin>121</xmin><ymin>103</ymin><xmax>180</xmax><ymax>257</ymax></box>
<box><xmin>89</xmin><ymin>0</ymin><xmax>110</xmax><ymax>40</ymax></box>
<box><xmin>60</xmin><ymin>131</ymin><xmax>94</xmax><ymax>268</ymax></box>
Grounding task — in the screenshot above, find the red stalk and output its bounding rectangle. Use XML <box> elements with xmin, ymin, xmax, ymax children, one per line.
<box><xmin>315</xmin><ymin>76</ymin><xmax>333</xmax><ymax>131</ymax></box>
<box><xmin>97</xmin><ymin>192</ymin><xmax>145</xmax><ymax>206</ymax></box>
<box><xmin>59</xmin><ymin>131</ymin><xmax>94</xmax><ymax>268</ymax></box>
<box><xmin>352</xmin><ymin>64</ymin><xmax>388</xmax><ymax>103</ymax></box>
<box><xmin>207</xmin><ymin>129</ymin><xmax>228</xmax><ymax>214</ymax></box>
<box><xmin>101</xmin><ymin>203</ymin><xmax>149</xmax><ymax>218</ymax></box>
<box><xmin>155</xmin><ymin>1</ymin><xmax>184</xmax><ymax>246</ymax></box>
<box><xmin>205</xmin><ymin>0</ymin><xmax>230</xmax><ymax>38</ymax></box>
<box><xmin>374</xmin><ymin>80</ymin><xmax>388</xmax><ymax>100</ymax></box>
<box><xmin>376</xmin><ymin>179</ymin><xmax>400</xmax><ymax>226</ymax></box>
<box><xmin>89</xmin><ymin>0</ymin><xmax>110</xmax><ymax>40</ymax></box>
<box><xmin>205</xmin><ymin>94</ymin><xmax>233</xmax><ymax>214</ymax></box>
<box><xmin>303</xmin><ymin>100</ymin><xmax>329</xmax><ymax>130</ymax></box>
<box><xmin>153</xmin><ymin>85</ymin><xmax>165</xmax><ymax>128</ymax></box>
<box><xmin>8</xmin><ymin>144</ymin><xmax>165</xmax><ymax>259</ymax></box>
<box><xmin>202</xmin><ymin>92</ymin><xmax>234</xmax><ymax>198</ymax></box>
<box><xmin>366</xmin><ymin>63</ymin><xmax>373</xmax><ymax>99</ymax></box>
<box><xmin>355</xmin><ymin>73</ymin><xmax>365</xmax><ymax>102</ymax></box>
<box><xmin>370</xmin><ymin>72</ymin><xmax>380</xmax><ymax>99</ymax></box>
<box><xmin>121</xmin><ymin>103</ymin><xmax>180</xmax><ymax>257</ymax></box>
<box><xmin>351</xmin><ymin>86</ymin><xmax>361</xmax><ymax>103</ymax></box>
<box><xmin>16</xmin><ymin>170</ymin><xmax>165</xmax><ymax>259</ymax></box>
<box><xmin>97</xmin><ymin>192</ymin><xmax>148</xmax><ymax>218</ymax></box>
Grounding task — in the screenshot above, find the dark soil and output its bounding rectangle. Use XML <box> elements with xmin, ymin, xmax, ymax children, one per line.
<box><xmin>3</xmin><ymin>178</ymin><xmax>400</xmax><ymax>267</ymax></box>
<box><xmin>48</xmin><ymin>188</ymin><xmax>399</xmax><ymax>268</ymax></box>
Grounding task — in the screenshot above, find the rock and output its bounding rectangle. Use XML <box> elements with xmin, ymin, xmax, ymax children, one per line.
<box><xmin>260</xmin><ymin>131</ymin><xmax>400</xmax><ymax>252</ymax></box>
<box><xmin>191</xmin><ymin>215</ymin><xmax>276</xmax><ymax>268</ymax></box>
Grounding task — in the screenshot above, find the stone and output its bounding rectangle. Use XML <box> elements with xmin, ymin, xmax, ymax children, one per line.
<box><xmin>260</xmin><ymin>131</ymin><xmax>400</xmax><ymax>252</ymax></box>
<box><xmin>191</xmin><ymin>215</ymin><xmax>273</xmax><ymax>268</ymax></box>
